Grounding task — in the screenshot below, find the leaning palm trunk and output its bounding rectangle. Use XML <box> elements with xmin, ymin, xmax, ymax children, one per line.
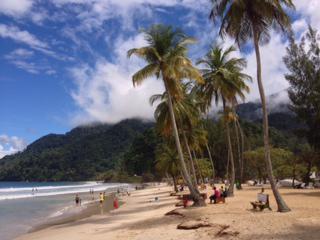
<box><xmin>236</xmin><ymin>121</ymin><xmax>245</xmax><ymax>184</ymax></box>
<box><xmin>234</xmin><ymin>119</ymin><xmax>242</xmax><ymax>189</ymax></box>
<box><xmin>253</xmin><ymin>29</ymin><xmax>290</xmax><ymax>212</ymax></box>
<box><xmin>206</xmin><ymin>143</ymin><xmax>215</xmax><ymax>180</ymax></box>
<box><xmin>235</xmin><ymin>120</ymin><xmax>245</xmax><ymax>185</ymax></box>
<box><xmin>223</xmin><ymin>101</ymin><xmax>235</xmax><ymax>196</ymax></box>
<box><xmin>226</xmin><ymin>121</ymin><xmax>235</xmax><ymax>197</ymax></box>
<box><xmin>182</xmin><ymin>132</ymin><xmax>198</xmax><ymax>186</ymax></box>
<box><xmin>165</xmin><ymin>84</ymin><xmax>205</xmax><ymax>206</ymax></box>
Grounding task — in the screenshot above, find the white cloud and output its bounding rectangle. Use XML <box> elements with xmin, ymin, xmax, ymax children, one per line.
<box><xmin>0</xmin><ymin>0</ymin><xmax>33</xmax><ymax>16</ymax></box>
<box><xmin>0</xmin><ymin>24</ymin><xmax>48</xmax><ymax>49</ymax></box>
<box><xmin>4</xmin><ymin>48</ymin><xmax>56</xmax><ymax>75</ymax></box>
<box><xmin>5</xmin><ymin>48</ymin><xmax>34</xmax><ymax>59</ymax></box>
<box><xmin>241</xmin><ymin>32</ymin><xmax>289</xmax><ymax>102</ymax></box>
<box><xmin>293</xmin><ymin>0</ymin><xmax>320</xmax><ymax>30</ymax></box>
<box><xmin>70</xmin><ymin>34</ymin><xmax>164</xmax><ymax>124</ymax></box>
<box><xmin>0</xmin><ymin>135</ymin><xmax>27</xmax><ymax>159</ymax></box>
<box><xmin>0</xmin><ymin>24</ymin><xmax>70</xmax><ymax>61</ymax></box>
<box><xmin>52</xmin><ymin>0</ymin><xmax>210</xmax><ymax>31</ymax></box>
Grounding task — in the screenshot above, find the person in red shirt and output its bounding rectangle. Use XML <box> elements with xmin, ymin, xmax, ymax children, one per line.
<box><xmin>209</xmin><ymin>187</ymin><xmax>221</xmax><ymax>204</ymax></box>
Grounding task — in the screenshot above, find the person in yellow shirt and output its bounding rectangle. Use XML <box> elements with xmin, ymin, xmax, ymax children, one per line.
<box><xmin>99</xmin><ymin>192</ymin><xmax>104</xmax><ymax>204</ymax></box>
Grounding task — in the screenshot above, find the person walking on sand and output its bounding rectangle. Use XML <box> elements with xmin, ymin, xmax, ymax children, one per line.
<box><xmin>99</xmin><ymin>192</ymin><xmax>104</xmax><ymax>205</ymax></box>
<box><xmin>75</xmin><ymin>194</ymin><xmax>80</xmax><ymax>206</ymax></box>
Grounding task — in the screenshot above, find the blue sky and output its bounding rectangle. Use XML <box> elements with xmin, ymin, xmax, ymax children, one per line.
<box><xmin>0</xmin><ymin>0</ymin><xmax>319</xmax><ymax>158</ymax></box>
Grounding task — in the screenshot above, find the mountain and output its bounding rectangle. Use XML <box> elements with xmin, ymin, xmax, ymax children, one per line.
<box><xmin>236</xmin><ymin>91</ymin><xmax>303</xmax><ymax>132</ymax></box>
<box><xmin>0</xmin><ymin>119</ymin><xmax>154</xmax><ymax>181</ymax></box>
<box><xmin>0</xmin><ymin>92</ymin><xmax>304</xmax><ymax>182</ymax></box>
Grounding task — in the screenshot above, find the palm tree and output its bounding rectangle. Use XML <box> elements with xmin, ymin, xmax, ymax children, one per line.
<box><xmin>128</xmin><ymin>24</ymin><xmax>205</xmax><ymax>206</ymax></box>
<box><xmin>197</xmin><ymin>45</ymin><xmax>251</xmax><ymax>196</ymax></box>
<box><xmin>155</xmin><ymin>143</ymin><xmax>180</xmax><ymax>192</ymax></box>
<box><xmin>210</xmin><ymin>0</ymin><xmax>294</xmax><ymax>212</ymax></box>
<box><xmin>150</xmin><ymin>90</ymin><xmax>198</xmax><ymax>186</ymax></box>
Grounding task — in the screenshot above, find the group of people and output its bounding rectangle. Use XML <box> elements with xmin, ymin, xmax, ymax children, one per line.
<box><xmin>74</xmin><ymin>190</ymin><xmax>106</xmax><ymax>206</ymax></box>
<box><xmin>31</xmin><ymin>188</ymin><xmax>38</xmax><ymax>195</ymax></box>
<box><xmin>209</xmin><ymin>185</ymin><xmax>227</xmax><ymax>204</ymax></box>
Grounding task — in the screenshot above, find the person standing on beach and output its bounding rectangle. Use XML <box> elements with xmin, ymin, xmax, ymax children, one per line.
<box><xmin>99</xmin><ymin>193</ymin><xmax>104</xmax><ymax>205</ymax></box>
<box><xmin>75</xmin><ymin>194</ymin><xmax>80</xmax><ymax>206</ymax></box>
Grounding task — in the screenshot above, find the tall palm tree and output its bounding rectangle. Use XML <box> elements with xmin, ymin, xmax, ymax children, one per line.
<box><xmin>128</xmin><ymin>24</ymin><xmax>205</xmax><ymax>206</ymax></box>
<box><xmin>151</xmin><ymin>83</ymin><xmax>203</xmax><ymax>187</ymax></box>
<box><xmin>210</xmin><ymin>0</ymin><xmax>294</xmax><ymax>212</ymax></box>
<box><xmin>197</xmin><ymin>45</ymin><xmax>251</xmax><ymax>196</ymax></box>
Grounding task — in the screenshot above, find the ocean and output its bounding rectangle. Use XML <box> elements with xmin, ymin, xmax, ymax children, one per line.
<box><xmin>0</xmin><ymin>181</ymin><xmax>129</xmax><ymax>240</ymax></box>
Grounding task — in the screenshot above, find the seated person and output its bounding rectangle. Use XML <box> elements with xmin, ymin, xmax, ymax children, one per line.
<box><xmin>209</xmin><ymin>187</ymin><xmax>221</xmax><ymax>204</ymax></box>
<box><xmin>253</xmin><ymin>188</ymin><xmax>267</xmax><ymax>204</ymax></box>
<box><xmin>220</xmin><ymin>186</ymin><xmax>227</xmax><ymax>198</ymax></box>
<box><xmin>179</xmin><ymin>184</ymin><xmax>184</xmax><ymax>192</ymax></box>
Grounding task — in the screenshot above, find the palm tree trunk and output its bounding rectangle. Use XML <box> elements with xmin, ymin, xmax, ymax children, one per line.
<box><xmin>192</xmin><ymin>150</ymin><xmax>204</xmax><ymax>184</ymax></box>
<box><xmin>236</xmin><ymin>120</ymin><xmax>245</xmax><ymax>185</ymax></box>
<box><xmin>234</xmin><ymin>118</ymin><xmax>243</xmax><ymax>189</ymax></box>
<box><xmin>182</xmin><ymin>132</ymin><xmax>198</xmax><ymax>186</ymax></box>
<box><xmin>165</xmin><ymin>84</ymin><xmax>205</xmax><ymax>206</ymax></box>
<box><xmin>226</xmin><ymin>147</ymin><xmax>230</xmax><ymax>180</ymax></box>
<box><xmin>223</xmin><ymin>101</ymin><xmax>235</xmax><ymax>197</ymax></box>
<box><xmin>253</xmin><ymin>28</ymin><xmax>290</xmax><ymax>212</ymax></box>
<box><xmin>205</xmin><ymin>143</ymin><xmax>215</xmax><ymax>180</ymax></box>
<box><xmin>226</xmin><ymin>121</ymin><xmax>235</xmax><ymax>197</ymax></box>
<box><xmin>171</xmin><ymin>174</ymin><xmax>178</xmax><ymax>192</ymax></box>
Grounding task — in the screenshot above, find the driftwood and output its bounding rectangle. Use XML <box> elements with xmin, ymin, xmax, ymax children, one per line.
<box><xmin>165</xmin><ymin>209</ymin><xmax>185</xmax><ymax>217</ymax></box>
<box><xmin>177</xmin><ymin>220</ymin><xmax>212</xmax><ymax>230</ymax></box>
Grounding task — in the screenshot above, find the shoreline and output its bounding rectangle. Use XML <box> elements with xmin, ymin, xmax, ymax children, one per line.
<box><xmin>16</xmin><ymin>184</ymin><xmax>320</xmax><ymax>240</ymax></box>
<box><xmin>29</xmin><ymin>192</ymin><xmax>119</xmax><ymax>233</ymax></box>
<box><xmin>0</xmin><ymin>183</ymin><xmax>131</xmax><ymax>240</ymax></box>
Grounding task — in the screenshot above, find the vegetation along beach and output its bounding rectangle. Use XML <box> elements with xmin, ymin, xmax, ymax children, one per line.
<box><xmin>0</xmin><ymin>0</ymin><xmax>319</xmax><ymax>239</ymax></box>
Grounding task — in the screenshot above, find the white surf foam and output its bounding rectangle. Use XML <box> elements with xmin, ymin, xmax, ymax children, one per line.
<box><xmin>0</xmin><ymin>183</ymin><xmax>129</xmax><ymax>201</ymax></box>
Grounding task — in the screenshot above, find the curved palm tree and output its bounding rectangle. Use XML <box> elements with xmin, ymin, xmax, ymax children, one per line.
<box><xmin>197</xmin><ymin>45</ymin><xmax>251</xmax><ymax>196</ymax></box>
<box><xmin>210</xmin><ymin>0</ymin><xmax>294</xmax><ymax>212</ymax></box>
<box><xmin>128</xmin><ymin>24</ymin><xmax>205</xmax><ymax>206</ymax></box>
<box><xmin>151</xmin><ymin>84</ymin><xmax>201</xmax><ymax>187</ymax></box>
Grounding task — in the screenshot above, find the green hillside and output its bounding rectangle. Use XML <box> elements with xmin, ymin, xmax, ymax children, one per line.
<box><xmin>0</xmin><ymin>119</ymin><xmax>154</xmax><ymax>181</ymax></box>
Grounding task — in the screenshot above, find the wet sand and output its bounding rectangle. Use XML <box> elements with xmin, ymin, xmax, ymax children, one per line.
<box><xmin>16</xmin><ymin>184</ymin><xmax>320</xmax><ymax>240</ymax></box>
<box><xmin>29</xmin><ymin>193</ymin><xmax>117</xmax><ymax>232</ymax></box>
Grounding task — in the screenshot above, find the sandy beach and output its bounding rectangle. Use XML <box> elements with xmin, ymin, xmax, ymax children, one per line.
<box><xmin>16</xmin><ymin>184</ymin><xmax>320</xmax><ymax>240</ymax></box>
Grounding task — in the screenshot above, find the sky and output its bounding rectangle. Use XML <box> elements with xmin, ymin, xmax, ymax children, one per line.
<box><xmin>0</xmin><ymin>0</ymin><xmax>320</xmax><ymax>158</ymax></box>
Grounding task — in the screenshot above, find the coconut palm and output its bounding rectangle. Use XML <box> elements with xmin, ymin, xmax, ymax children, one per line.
<box><xmin>128</xmin><ymin>24</ymin><xmax>205</xmax><ymax>206</ymax></box>
<box><xmin>210</xmin><ymin>0</ymin><xmax>294</xmax><ymax>212</ymax></box>
<box><xmin>155</xmin><ymin>143</ymin><xmax>180</xmax><ymax>192</ymax></box>
<box><xmin>197</xmin><ymin>45</ymin><xmax>251</xmax><ymax>196</ymax></box>
<box><xmin>150</xmin><ymin>83</ymin><xmax>202</xmax><ymax>186</ymax></box>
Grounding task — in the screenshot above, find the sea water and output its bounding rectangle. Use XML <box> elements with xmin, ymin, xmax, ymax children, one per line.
<box><xmin>0</xmin><ymin>182</ymin><xmax>128</xmax><ymax>240</ymax></box>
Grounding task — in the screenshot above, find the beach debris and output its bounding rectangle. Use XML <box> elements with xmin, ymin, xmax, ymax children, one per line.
<box><xmin>216</xmin><ymin>230</ymin><xmax>240</xmax><ymax>237</ymax></box>
<box><xmin>177</xmin><ymin>220</ymin><xmax>212</xmax><ymax>229</ymax></box>
<box><xmin>175</xmin><ymin>201</ymin><xmax>184</xmax><ymax>207</ymax></box>
<box><xmin>165</xmin><ymin>209</ymin><xmax>185</xmax><ymax>217</ymax></box>
<box><xmin>177</xmin><ymin>220</ymin><xmax>236</xmax><ymax>237</ymax></box>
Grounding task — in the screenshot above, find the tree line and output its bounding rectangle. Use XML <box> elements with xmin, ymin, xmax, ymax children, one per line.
<box><xmin>127</xmin><ymin>0</ymin><xmax>320</xmax><ymax>212</ymax></box>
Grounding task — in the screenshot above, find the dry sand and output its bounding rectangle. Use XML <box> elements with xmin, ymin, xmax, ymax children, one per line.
<box><xmin>16</xmin><ymin>184</ymin><xmax>320</xmax><ymax>240</ymax></box>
